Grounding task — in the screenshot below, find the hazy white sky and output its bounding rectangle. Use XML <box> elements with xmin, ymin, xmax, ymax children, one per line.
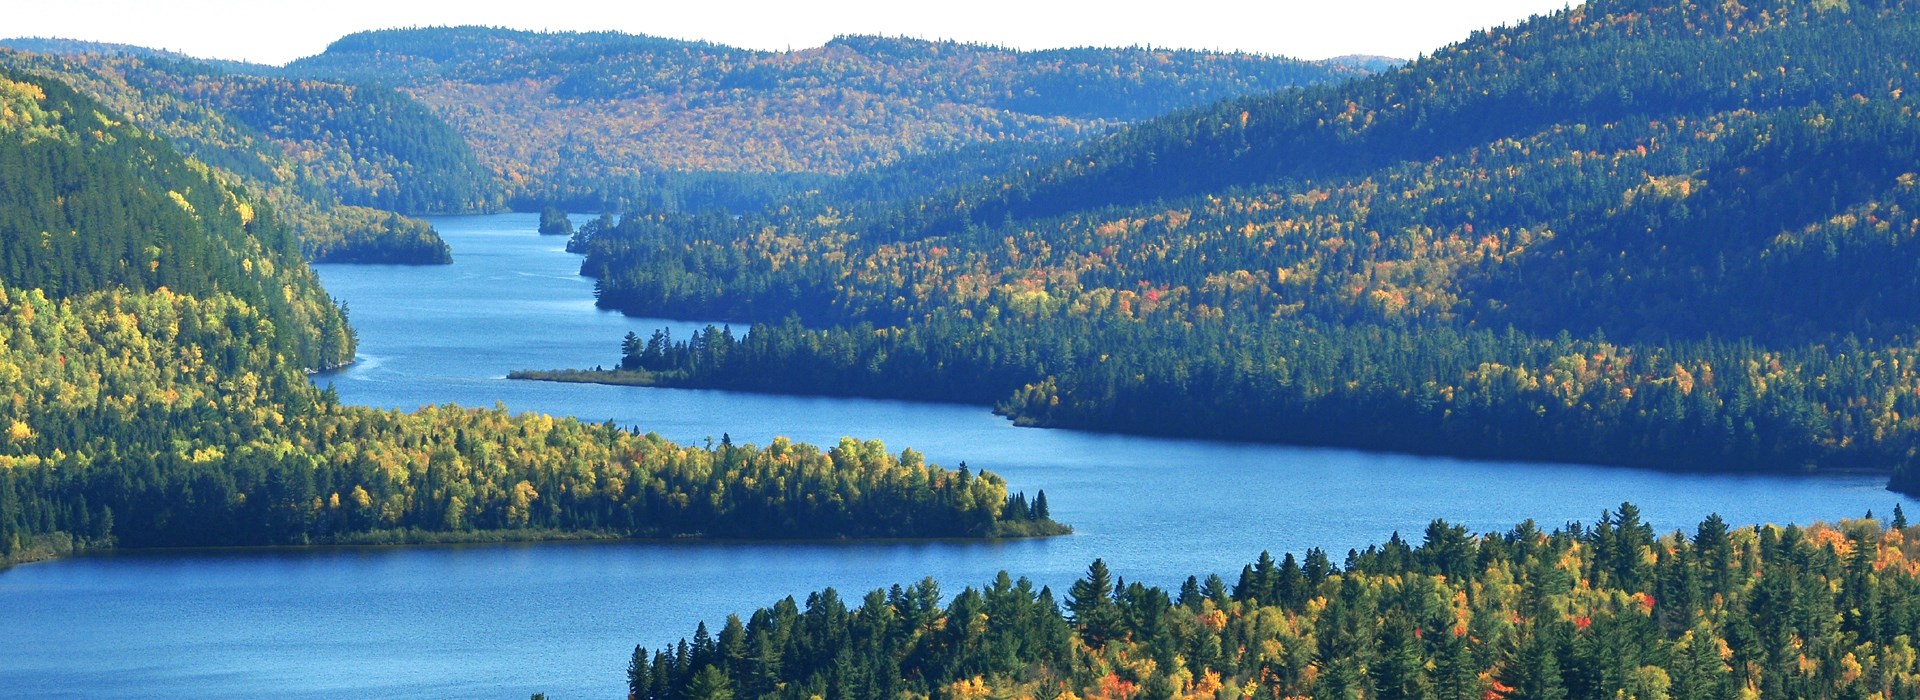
<box><xmin>4</xmin><ymin>0</ymin><xmax>1574</xmax><ymax>65</ymax></box>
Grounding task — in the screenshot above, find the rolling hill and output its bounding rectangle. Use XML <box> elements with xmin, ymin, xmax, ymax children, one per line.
<box><xmin>282</xmin><ymin>27</ymin><xmax>1381</xmax><ymax>210</ymax></box>
<box><xmin>560</xmin><ymin>0</ymin><xmax>1920</xmax><ymax>494</ymax></box>
<box><xmin>0</xmin><ymin>44</ymin><xmax>505</xmax><ymax>263</ymax></box>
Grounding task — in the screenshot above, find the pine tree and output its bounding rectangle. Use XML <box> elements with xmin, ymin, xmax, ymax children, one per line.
<box><xmin>1201</xmin><ymin>574</ymin><xmax>1230</xmax><ymax>607</ymax></box>
<box><xmin>1374</xmin><ymin>613</ymin><xmax>1432</xmax><ymax>700</ymax></box>
<box><xmin>718</xmin><ymin>614</ymin><xmax>747</xmax><ymax>678</ymax></box>
<box><xmin>1277</xmin><ymin>553</ymin><xmax>1304</xmax><ymax>607</ymax></box>
<box><xmin>1304</xmin><ymin>547</ymin><xmax>1334</xmax><ymax>585</ymax></box>
<box><xmin>1508</xmin><ymin>625</ymin><xmax>1570</xmax><ymax>700</ymax></box>
<box><xmin>649</xmin><ymin>651</ymin><xmax>674</xmax><ymax>700</ymax></box>
<box><xmin>1249</xmin><ymin>550</ymin><xmax>1278</xmax><ymax>603</ymax></box>
<box><xmin>1067</xmin><ymin>558</ymin><xmax>1122</xmax><ymax>646</ymax></box>
<box><xmin>628</xmin><ymin>645</ymin><xmax>651</xmax><ymax>699</ymax></box>
<box><xmin>685</xmin><ymin>665</ymin><xmax>734</xmax><ymax>700</ymax></box>
<box><xmin>621</xmin><ymin>331</ymin><xmax>644</xmax><ymax>369</ymax></box>
<box><xmin>1433</xmin><ymin>636</ymin><xmax>1480</xmax><ymax>700</ymax></box>
<box><xmin>1178</xmin><ymin>576</ymin><xmax>1203</xmax><ymax>609</ymax></box>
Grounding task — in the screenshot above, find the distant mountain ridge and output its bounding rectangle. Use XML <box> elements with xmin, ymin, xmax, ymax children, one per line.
<box><xmin>280</xmin><ymin>26</ymin><xmax>1383</xmax><ymax>209</ymax></box>
<box><xmin>0</xmin><ymin>29</ymin><xmax>1388</xmax><ymax>213</ymax></box>
<box><xmin>1318</xmin><ymin>54</ymin><xmax>1405</xmax><ymax>72</ymax></box>
<box><xmin>0</xmin><ymin>36</ymin><xmax>271</xmax><ymax>75</ymax></box>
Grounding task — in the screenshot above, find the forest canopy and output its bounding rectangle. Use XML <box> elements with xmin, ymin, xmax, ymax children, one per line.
<box><xmin>629</xmin><ymin>506</ymin><xmax>1920</xmax><ymax>700</ymax></box>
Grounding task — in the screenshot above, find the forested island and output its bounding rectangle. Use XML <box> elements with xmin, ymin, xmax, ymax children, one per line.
<box><xmin>0</xmin><ymin>66</ymin><xmax>1062</xmax><ymax>568</ymax></box>
<box><xmin>529</xmin><ymin>0</ymin><xmax>1920</xmax><ymax>496</ymax></box>
<box><xmin>628</xmin><ymin>506</ymin><xmax>1920</xmax><ymax>700</ymax></box>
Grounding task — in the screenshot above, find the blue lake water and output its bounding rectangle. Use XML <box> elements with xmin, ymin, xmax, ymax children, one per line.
<box><xmin>2</xmin><ymin>212</ymin><xmax>1910</xmax><ymax>699</ymax></box>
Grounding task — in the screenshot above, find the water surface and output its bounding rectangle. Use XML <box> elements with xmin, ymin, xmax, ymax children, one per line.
<box><xmin>3</xmin><ymin>213</ymin><xmax>1908</xmax><ymax>699</ymax></box>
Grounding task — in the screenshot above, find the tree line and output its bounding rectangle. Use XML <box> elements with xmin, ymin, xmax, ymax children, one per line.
<box><xmin>629</xmin><ymin>505</ymin><xmax>1920</xmax><ymax>700</ymax></box>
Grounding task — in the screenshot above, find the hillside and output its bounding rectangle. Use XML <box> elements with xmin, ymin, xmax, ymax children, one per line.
<box><xmin>0</xmin><ymin>67</ymin><xmax>1060</xmax><ymax>565</ymax></box>
<box><xmin>557</xmin><ymin>0</ymin><xmax>1920</xmax><ymax>494</ymax></box>
<box><xmin>282</xmin><ymin>27</ymin><xmax>1377</xmax><ymax>210</ymax></box>
<box><xmin>150</xmin><ymin>67</ymin><xmax>505</xmax><ymax>216</ymax></box>
<box><xmin>911</xmin><ymin>0</ymin><xmax>1920</xmax><ymax>239</ymax></box>
<box><xmin>0</xmin><ymin>45</ymin><xmax>504</xmax><ymax>263</ymax></box>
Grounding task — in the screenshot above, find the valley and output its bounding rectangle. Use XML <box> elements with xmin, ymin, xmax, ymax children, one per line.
<box><xmin>4</xmin><ymin>1</ymin><xmax>1920</xmax><ymax>697</ymax></box>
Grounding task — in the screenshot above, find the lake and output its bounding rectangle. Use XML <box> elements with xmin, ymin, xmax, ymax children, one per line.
<box><xmin>2</xmin><ymin>213</ymin><xmax>1909</xmax><ymax>699</ymax></box>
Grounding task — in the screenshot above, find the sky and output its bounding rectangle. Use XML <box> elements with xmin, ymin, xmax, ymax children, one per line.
<box><xmin>3</xmin><ymin>0</ymin><xmax>1575</xmax><ymax>65</ymax></box>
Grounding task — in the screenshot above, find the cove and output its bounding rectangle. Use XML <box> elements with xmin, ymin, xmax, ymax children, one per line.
<box><xmin>1</xmin><ymin>213</ymin><xmax>1910</xmax><ymax>699</ymax></box>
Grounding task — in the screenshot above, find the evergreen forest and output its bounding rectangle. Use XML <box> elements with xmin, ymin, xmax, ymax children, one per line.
<box><xmin>630</xmin><ymin>506</ymin><xmax>1920</xmax><ymax>700</ymax></box>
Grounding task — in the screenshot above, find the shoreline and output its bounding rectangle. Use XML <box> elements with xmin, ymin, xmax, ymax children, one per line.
<box><xmin>511</xmin><ymin>368</ymin><xmax>1905</xmax><ymax>485</ymax></box>
<box><xmin>506</xmin><ymin>367</ymin><xmax>990</xmax><ymax>409</ymax></box>
<box><xmin>1</xmin><ymin>524</ymin><xmax>1071</xmax><ymax>573</ymax></box>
